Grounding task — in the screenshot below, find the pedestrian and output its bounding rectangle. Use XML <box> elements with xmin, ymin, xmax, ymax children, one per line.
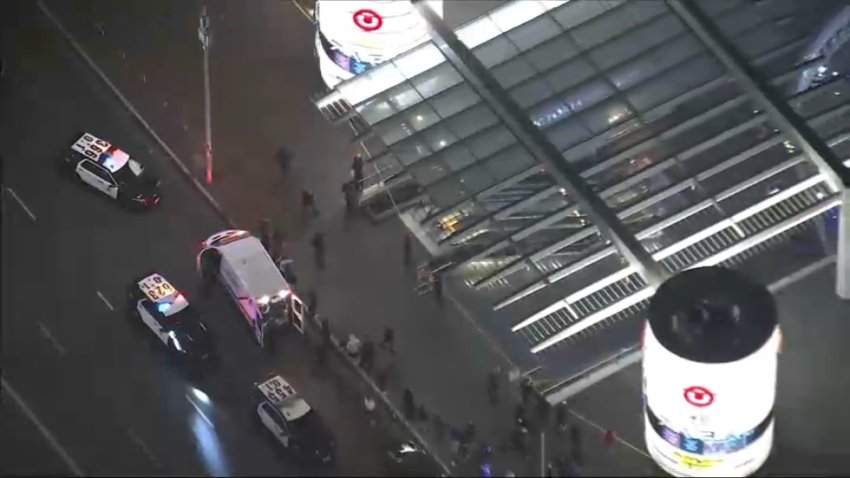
<box><xmin>361</xmin><ymin>335</ymin><xmax>376</xmax><ymax>373</ymax></box>
<box><xmin>514</xmin><ymin>403</ymin><xmax>527</xmax><ymax>429</ymax></box>
<box><xmin>306</xmin><ymin>289</ymin><xmax>318</xmax><ymax>320</ymax></box>
<box><xmin>364</xmin><ymin>395</ymin><xmax>377</xmax><ymax>427</ymax></box>
<box><xmin>269</xmin><ymin>227</ymin><xmax>283</xmax><ymax>259</ymax></box>
<box><xmin>345</xmin><ymin>334</ymin><xmax>362</xmax><ymax>359</ymax></box>
<box><xmin>546</xmin><ymin>462</ymin><xmax>555</xmax><ymax>477</ymax></box>
<box><xmin>486</xmin><ymin>369</ymin><xmax>499</xmax><ymax>405</ymax></box>
<box><xmin>403</xmin><ymin>233</ymin><xmax>413</xmax><ymax>268</ymax></box>
<box><xmin>352</xmin><ymin>153</ymin><xmax>364</xmax><ymax>190</ymax></box>
<box><xmin>276</xmin><ymin>146</ymin><xmax>291</xmax><ymax>172</ymax></box>
<box><xmin>417</xmin><ymin>403</ymin><xmax>429</xmax><ymax>422</ymax></box>
<box><xmin>449</xmin><ymin>427</ymin><xmax>462</xmax><ymax>459</ymax></box>
<box><xmin>603</xmin><ymin>429</ymin><xmax>617</xmax><ymax>448</ymax></box>
<box><xmin>376</xmin><ymin>366</ymin><xmax>389</xmax><ymax>391</ymax></box>
<box><xmin>460</xmin><ymin>421</ymin><xmax>476</xmax><ymax>458</ymax></box>
<box><xmin>301</xmin><ymin>189</ymin><xmax>319</xmax><ymax>217</ymax></box>
<box><xmin>258</xmin><ymin>219</ymin><xmax>271</xmax><ymax>252</ymax></box>
<box><xmin>402</xmin><ymin>388</ymin><xmax>416</xmax><ymax>420</ymax></box>
<box><xmin>555</xmin><ymin>402</ymin><xmax>568</xmax><ymax>431</ymax></box>
<box><xmin>342</xmin><ymin>181</ymin><xmax>356</xmax><ymax>214</ymax></box>
<box><xmin>276</xmin><ymin>256</ymin><xmax>297</xmax><ymax>285</ymax></box>
<box><xmin>311</xmin><ymin>232</ymin><xmax>325</xmax><ymax>270</ymax></box>
<box><xmin>432</xmin><ymin>414</ymin><xmax>445</xmax><ymax>442</ymax></box>
<box><xmin>381</xmin><ymin>326</ymin><xmax>395</xmax><ymax>353</ymax></box>
<box><xmin>432</xmin><ymin>272</ymin><xmax>443</xmax><ymax>303</ymax></box>
<box><xmin>536</xmin><ymin>393</ymin><xmax>550</xmax><ymax>429</ymax></box>
<box><xmin>520</xmin><ymin>377</ymin><xmax>533</xmax><ymax>406</ymax></box>
<box><xmin>320</xmin><ymin>317</ymin><xmax>331</xmax><ymax>348</ymax></box>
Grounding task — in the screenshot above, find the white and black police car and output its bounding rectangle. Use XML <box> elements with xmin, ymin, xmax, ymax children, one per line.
<box><xmin>60</xmin><ymin>133</ymin><xmax>161</xmax><ymax>209</ymax></box>
<box><xmin>255</xmin><ymin>374</ymin><xmax>335</xmax><ymax>465</ymax></box>
<box><xmin>127</xmin><ymin>272</ymin><xmax>215</xmax><ymax>365</ymax></box>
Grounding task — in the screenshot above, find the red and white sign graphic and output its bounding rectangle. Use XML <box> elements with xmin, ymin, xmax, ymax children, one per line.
<box><xmin>683</xmin><ymin>386</ymin><xmax>714</xmax><ymax>408</ymax></box>
<box><xmin>353</xmin><ymin>9</ymin><xmax>383</xmax><ymax>32</ymax></box>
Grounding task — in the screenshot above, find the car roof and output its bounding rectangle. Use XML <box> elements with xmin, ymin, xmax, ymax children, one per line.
<box><xmin>71</xmin><ymin>133</ymin><xmax>130</xmax><ymax>173</ymax></box>
<box><xmin>217</xmin><ymin>234</ymin><xmax>290</xmax><ymax>300</ymax></box>
<box><xmin>136</xmin><ymin>272</ymin><xmax>189</xmax><ymax>317</ymax></box>
<box><xmin>257</xmin><ymin>375</ymin><xmax>311</xmax><ymax>421</ymax></box>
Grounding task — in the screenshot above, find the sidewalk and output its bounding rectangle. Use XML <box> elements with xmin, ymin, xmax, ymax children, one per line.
<box><xmin>43</xmin><ymin>0</ymin><xmax>654</xmax><ymax>475</ymax></box>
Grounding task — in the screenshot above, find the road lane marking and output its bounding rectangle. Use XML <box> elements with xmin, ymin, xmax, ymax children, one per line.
<box><xmin>37</xmin><ymin>322</ymin><xmax>67</xmax><ymax>356</ymax></box>
<box><xmin>1</xmin><ymin>378</ymin><xmax>84</xmax><ymax>476</ymax></box>
<box><xmin>185</xmin><ymin>394</ymin><xmax>214</xmax><ymax>429</ymax></box>
<box><xmin>4</xmin><ymin>187</ymin><xmax>37</xmax><ymax>221</ymax></box>
<box><xmin>96</xmin><ymin>291</ymin><xmax>114</xmax><ymax>311</ymax></box>
<box><xmin>125</xmin><ymin>428</ymin><xmax>161</xmax><ymax>469</ymax></box>
<box><xmin>568</xmin><ymin>409</ymin><xmax>652</xmax><ymax>460</ymax></box>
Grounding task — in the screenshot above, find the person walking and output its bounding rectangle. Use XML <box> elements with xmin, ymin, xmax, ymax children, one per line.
<box><xmin>520</xmin><ymin>377</ymin><xmax>533</xmax><ymax>406</ymax></box>
<box><xmin>301</xmin><ymin>189</ymin><xmax>319</xmax><ymax>218</ymax></box>
<box><xmin>403</xmin><ymin>233</ymin><xmax>413</xmax><ymax>268</ymax></box>
<box><xmin>486</xmin><ymin>369</ymin><xmax>499</xmax><ymax>405</ymax></box>
<box><xmin>342</xmin><ymin>180</ymin><xmax>357</xmax><ymax>214</ymax></box>
<box><xmin>306</xmin><ymin>289</ymin><xmax>318</xmax><ymax>320</ymax></box>
<box><xmin>402</xmin><ymin>388</ymin><xmax>416</xmax><ymax>420</ymax></box>
<box><xmin>360</xmin><ymin>335</ymin><xmax>376</xmax><ymax>373</ymax></box>
<box><xmin>258</xmin><ymin>219</ymin><xmax>271</xmax><ymax>252</ymax></box>
<box><xmin>603</xmin><ymin>429</ymin><xmax>617</xmax><ymax>454</ymax></box>
<box><xmin>276</xmin><ymin>146</ymin><xmax>291</xmax><ymax>173</ymax></box>
<box><xmin>352</xmin><ymin>153</ymin><xmax>364</xmax><ymax>191</ymax></box>
<box><xmin>381</xmin><ymin>326</ymin><xmax>395</xmax><ymax>353</ymax></box>
<box><xmin>432</xmin><ymin>272</ymin><xmax>443</xmax><ymax>303</ymax></box>
<box><xmin>311</xmin><ymin>232</ymin><xmax>325</xmax><ymax>270</ymax></box>
<box><xmin>555</xmin><ymin>401</ymin><xmax>568</xmax><ymax>432</ymax></box>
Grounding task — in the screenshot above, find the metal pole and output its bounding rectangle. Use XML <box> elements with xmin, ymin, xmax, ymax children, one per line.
<box><xmin>838</xmin><ymin>188</ymin><xmax>850</xmax><ymax>298</ymax></box>
<box><xmin>539</xmin><ymin>430</ymin><xmax>546</xmax><ymax>478</ymax></box>
<box><xmin>199</xmin><ymin>5</ymin><xmax>213</xmax><ymax>184</ymax></box>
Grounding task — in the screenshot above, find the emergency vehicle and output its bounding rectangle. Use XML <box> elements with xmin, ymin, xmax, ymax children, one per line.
<box><xmin>254</xmin><ymin>374</ymin><xmax>335</xmax><ymax>464</ymax></box>
<box><xmin>126</xmin><ymin>272</ymin><xmax>215</xmax><ymax>364</ymax></box>
<box><xmin>59</xmin><ymin>132</ymin><xmax>161</xmax><ymax>209</ymax></box>
<box><xmin>197</xmin><ymin>230</ymin><xmax>306</xmax><ymax>348</ymax></box>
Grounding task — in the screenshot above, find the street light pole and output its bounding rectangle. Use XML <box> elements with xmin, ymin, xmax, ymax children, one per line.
<box><xmin>198</xmin><ymin>5</ymin><xmax>213</xmax><ymax>184</ymax></box>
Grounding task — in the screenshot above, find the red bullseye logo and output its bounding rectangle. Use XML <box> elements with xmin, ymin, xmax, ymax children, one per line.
<box><xmin>684</xmin><ymin>386</ymin><xmax>714</xmax><ymax>407</ymax></box>
<box><xmin>353</xmin><ymin>9</ymin><xmax>383</xmax><ymax>32</ymax></box>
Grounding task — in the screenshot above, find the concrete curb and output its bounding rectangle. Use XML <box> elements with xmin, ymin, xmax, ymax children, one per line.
<box><xmin>36</xmin><ymin>0</ymin><xmax>237</xmax><ymax>230</ymax></box>
<box><xmin>37</xmin><ymin>2</ymin><xmax>450</xmax><ymax>474</ymax></box>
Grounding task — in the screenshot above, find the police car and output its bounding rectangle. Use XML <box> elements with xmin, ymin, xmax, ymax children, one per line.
<box><xmin>60</xmin><ymin>133</ymin><xmax>161</xmax><ymax>209</ymax></box>
<box><xmin>126</xmin><ymin>272</ymin><xmax>215</xmax><ymax>364</ymax></box>
<box><xmin>254</xmin><ymin>374</ymin><xmax>335</xmax><ymax>464</ymax></box>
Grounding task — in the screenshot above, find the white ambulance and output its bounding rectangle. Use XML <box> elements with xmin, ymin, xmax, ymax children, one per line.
<box><xmin>197</xmin><ymin>230</ymin><xmax>305</xmax><ymax>348</ymax></box>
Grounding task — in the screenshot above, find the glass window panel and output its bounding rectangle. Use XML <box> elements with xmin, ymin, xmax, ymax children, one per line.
<box><xmin>546</xmin><ymin>119</ymin><xmax>591</xmax><ymax>151</ymax></box>
<box><xmin>385</xmin><ymin>83</ymin><xmax>424</xmax><ymax>111</ymax></box>
<box><xmin>529</xmin><ymin>97</ymin><xmax>573</xmax><ymax>129</ymax></box>
<box><xmin>444</xmin><ymin>103</ymin><xmax>498</xmax><ymax>140</ymax></box>
<box><xmin>608</xmin><ymin>56</ymin><xmax>656</xmax><ymax>91</ymax></box>
<box><xmin>493</xmin><ymin>56</ymin><xmax>537</xmax><ymax>89</ymax></box>
<box><xmin>636</xmin><ymin>14</ymin><xmax>685</xmax><ymax>50</ymax></box>
<box><xmin>625</xmin><ymin>77</ymin><xmax>684</xmax><ymax>112</ymax></box>
<box><xmin>570</xmin><ymin>3</ymin><xmax>654</xmax><ymax>51</ymax></box>
<box><xmin>456</xmin><ymin>16</ymin><xmax>501</xmax><ymax>50</ymax></box>
<box><xmin>550</xmin><ymin>0</ymin><xmax>623</xmax><ymax>31</ymax></box>
<box><xmin>669</xmin><ymin>56</ymin><xmax>723</xmax><ymax>90</ymax></box>
<box><xmin>357</xmin><ymin>97</ymin><xmax>395</xmax><ymax>125</ymax></box>
<box><xmin>374</xmin><ymin>118</ymin><xmax>415</xmax><ymax>146</ymax></box>
<box><xmin>716</xmin><ymin>7</ymin><xmax>762</xmax><ymax>37</ymax></box>
<box><xmin>429</xmin><ymin>83</ymin><xmax>480</xmax><ymax>119</ymax></box>
<box><xmin>562</xmin><ymin>79</ymin><xmax>614</xmax><ymax>113</ymax></box>
<box><xmin>623</xmin><ymin>0</ymin><xmax>669</xmax><ymax>25</ymax></box>
<box><xmin>428</xmin><ymin>176</ymin><xmax>469</xmax><ymax>208</ymax></box>
<box><xmin>581</xmin><ymin>100</ymin><xmax>632</xmax><ymax>134</ymax></box>
<box><xmin>524</xmin><ymin>35</ymin><xmax>578</xmax><ymax>72</ymax></box>
<box><xmin>362</xmin><ymin>63</ymin><xmax>406</xmax><ymax>97</ymax></box>
<box><xmin>423</xmin><ymin>126</ymin><xmax>459</xmax><ymax>153</ymax></box>
<box><xmin>392</xmin><ymin>43</ymin><xmax>445</xmax><ymax>80</ymax></box>
<box><xmin>458</xmin><ymin>167</ymin><xmax>496</xmax><ymax>195</ymax></box>
<box><xmin>410</xmin><ymin>63</ymin><xmax>463</xmax><ymax>100</ymax></box>
<box><xmin>467</xmin><ymin>126</ymin><xmax>517</xmax><ymax>159</ymax></box>
<box><xmin>507</xmin><ymin>15</ymin><xmax>562</xmax><ymax>51</ymax></box>
<box><xmin>392</xmin><ymin>138</ymin><xmax>432</xmax><ymax>166</ymax></box>
<box><xmin>543</xmin><ymin>56</ymin><xmax>596</xmax><ymax>94</ymax></box>
<box><xmin>734</xmin><ymin>26</ymin><xmax>787</xmax><ymax>60</ymax></box>
<box><xmin>474</xmin><ymin>36</ymin><xmax>521</xmax><ymax>68</ymax></box>
<box><xmin>511</xmin><ymin>79</ymin><xmax>557</xmax><ymax>109</ymax></box>
<box><xmin>588</xmin><ymin>33</ymin><xmax>649</xmax><ymax>72</ymax></box>
<box><xmin>484</xmin><ymin>144</ymin><xmax>536</xmax><ymax>180</ymax></box>
<box><xmin>489</xmin><ymin>0</ymin><xmax>546</xmax><ymax>34</ymax></box>
<box><xmin>409</xmin><ymin>158</ymin><xmax>450</xmax><ymax>185</ymax></box>
<box><xmin>648</xmin><ymin>37</ymin><xmax>707</xmax><ymax>72</ymax></box>
<box><xmin>400</xmin><ymin>102</ymin><xmax>441</xmax><ymax>132</ymax></box>
<box><xmin>437</xmin><ymin>145</ymin><xmax>477</xmax><ymax>172</ymax></box>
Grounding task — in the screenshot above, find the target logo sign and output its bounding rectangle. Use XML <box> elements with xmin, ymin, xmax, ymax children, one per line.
<box><xmin>353</xmin><ymin>9</ymin><xmax>383</xmax><ymax>32</ymax></box>
<box><xmin>683</xmin><ymin>386</ymin><xmax>714</xmax><ymax>407</ymax></box>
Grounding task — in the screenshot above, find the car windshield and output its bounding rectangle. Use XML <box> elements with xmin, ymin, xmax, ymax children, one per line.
<box><xmin>113</xmin><ymin>159</ymin><xmax>145</xmax><ymax>185</ymax></box>
<box><xmin>288</xmin><ymin>409</ymin><xmax>325</xmax><ymax>436</ymax></box>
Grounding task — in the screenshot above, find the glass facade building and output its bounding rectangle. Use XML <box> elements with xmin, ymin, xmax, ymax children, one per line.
<box><xmin>314</xmin><ymin>0</ymin><xmax>850</xmax><ymax>399</ymax></box>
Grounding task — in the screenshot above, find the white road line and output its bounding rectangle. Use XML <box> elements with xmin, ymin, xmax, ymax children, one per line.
<box><xmin>96</xmin><ymin>291</ymin><xmax>114</xmax><ymax>311</ymax></box>
<box><xmin>185</xmin><ymin>394</ymin><xmax>214</xmax><ymax>429</ymax></box>
<box><xmin>37</xmin><ymin>322</ymin><xmax>67</xmax><ymax>356</ymax></box>
<box><xmin>125</xmin><ymin>428</ymin><xmax>161</xmax><ymax>469</ymax></box>
<box><xmin>4</xmin><ymin>187</ymin><xmax>37</xmax><ymax>221</ymax></box>
<box><xmin>569</xmin><ymin>409</ymin><xmax>652</xmax><ymax>460</ymax></box>
<box><xmin>1</xmin><ymin>378</ymin><xmax>84</xmax><ymax>476</ymax></box>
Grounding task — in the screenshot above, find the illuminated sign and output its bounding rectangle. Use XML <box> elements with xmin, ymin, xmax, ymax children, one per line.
<box><xmin>316</xmin><ymin>0</ymin><xmax>444</xmax><ymax>65</ymax></box>
<box><xmin>642</xmin><ymin>267</ymin><xmax>779</xmax><ymax>477</ymax></box>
